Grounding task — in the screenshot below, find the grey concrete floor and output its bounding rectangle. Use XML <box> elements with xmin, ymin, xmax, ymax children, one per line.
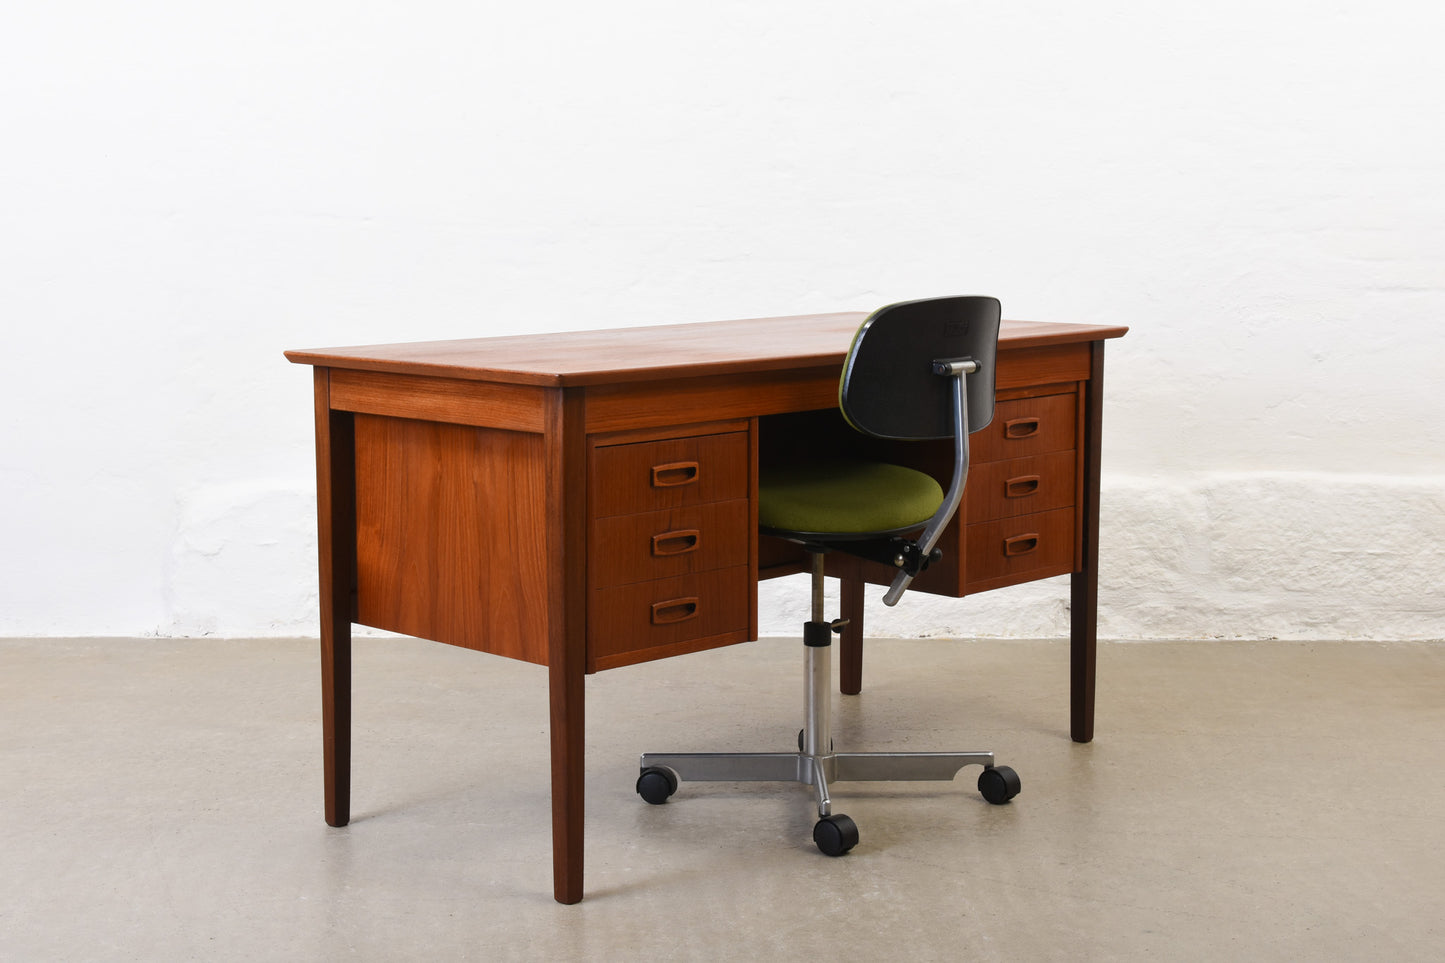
<box><xmin>2</xmin><ymin>635</ymin><xmax>1442</xmax><ymax>961</ymax></box>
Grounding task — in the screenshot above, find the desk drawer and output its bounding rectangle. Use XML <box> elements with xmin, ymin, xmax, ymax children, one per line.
<box><xmin>590</xmin><ymin>500</ymin><xmax>749</xmax><ymax>588</ymax></box>
<box><xmin>590</xmin><ymin>431</ymin><xmax>748</xmax><ymax>517</ymax></box>
<box><xmin>965</xmin><ymin>450</ymin><xmax>1076</xmax><ymax>522</ymax></box>
<box><xmin>589</xmin><ymin>567</ymin><xmax>750</xmax><ymax>660</ymax></box>
<box><xmin>970</xmin><ymin>393</ymin><xmax>1076</xmax><ymax>463</ymax></box>
<box><xmin>964</xmin><ymin>508</ymin><xmax>1075</xmax><ymax>588</ymax></box>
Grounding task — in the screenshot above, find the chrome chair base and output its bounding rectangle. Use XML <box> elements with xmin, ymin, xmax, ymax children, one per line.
<box><xmin>639</xmin><ymin>747</ymin><xmax>999</xmax><ymax>819</ymax></box>
<box><xmin>636</xmin><ymin>555</ymin><xmax>1020</xmax><ymax>856</ymax></box>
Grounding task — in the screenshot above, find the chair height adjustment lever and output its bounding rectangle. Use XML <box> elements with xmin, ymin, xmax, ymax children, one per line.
<box><xmin>892</xmin><ymin>541</ymin><xmax>943</xmax><ymax>577</ymax></box>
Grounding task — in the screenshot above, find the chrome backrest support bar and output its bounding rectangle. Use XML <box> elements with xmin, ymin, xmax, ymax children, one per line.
<box><xmin>882</xmin><ymin>363</ymin><xmax>972</xmax><ymax>606</ymax></box>
<box><xmin>931</xmin><ymin>358</ymin><xmax>978</xmax><ymax>377</ymax></box>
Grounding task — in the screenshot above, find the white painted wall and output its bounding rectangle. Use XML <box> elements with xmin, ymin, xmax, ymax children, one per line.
<box><xmin>3</xmin><ymin>2</ymin><xmax>1442</xmax><ymax>640</ymax></box>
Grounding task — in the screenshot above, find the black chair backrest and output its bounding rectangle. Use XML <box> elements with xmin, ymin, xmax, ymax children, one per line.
<box><xmin>839</xmin><ymin>296</ymin><xmax>1000</xmax><ymax>440</ymax></box>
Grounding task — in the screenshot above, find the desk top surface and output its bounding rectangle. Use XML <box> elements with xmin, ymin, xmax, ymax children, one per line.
<box><xmin>286</xmin><ymin>312</ymin><xmax>1128</xmax><ymax>388</ymax></box>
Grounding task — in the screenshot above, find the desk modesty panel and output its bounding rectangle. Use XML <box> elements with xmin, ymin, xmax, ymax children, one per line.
<box><xmin>286</xmin><ymin>311</ymin><xmax>1128</xmax><ymax>904</ymax></box>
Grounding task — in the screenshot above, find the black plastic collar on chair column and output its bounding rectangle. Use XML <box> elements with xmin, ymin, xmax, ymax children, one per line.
<box><xmin>804</xmin><ymin>618</ymin><xmax>850</xmax><ymax>647</ymax></box>
<box><xmin>803</xmin><ymin>621</ymin><xmax>834</xmax><ymax>647</ymax></box>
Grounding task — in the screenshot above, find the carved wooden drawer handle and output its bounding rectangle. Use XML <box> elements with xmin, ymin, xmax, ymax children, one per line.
<box><xmin>1004</xmin><ymin>417</ymin><xmax>1040</xmax><ymax>440</ymax></box>
<box><xmin>651</xmin><ymin>597</ymin><xmax>699</xmax><ymax>625</ymax></box>
<box><xmin>651</xmin><ymin>461</ymin><xmax>699</xmax><ymax>487</ymax></box>
<box><xmin>651</xmin><ymin>529</ymin><xmax>701</xmax><ymax>557</ymax></box>
<box><xmin>1004</xmin><ymin>533</ymin><xmax>1040</xmax><ymax>557</ymax></box>
<box><xmin>1005</xmin><ymin>474</ymin><xmax>1041</xmax><ymax>498</ymax></box>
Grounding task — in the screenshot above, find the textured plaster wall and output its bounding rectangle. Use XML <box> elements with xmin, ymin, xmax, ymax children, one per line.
<box><xmin>2</xmin><ymin>2</ymin><xmax>1442</xmax><ymax>640</ymax></box>
<box><xmin>786</xmin><ymin>473</ymin><xmax>1445</xmax><ymax>643</ymax></box>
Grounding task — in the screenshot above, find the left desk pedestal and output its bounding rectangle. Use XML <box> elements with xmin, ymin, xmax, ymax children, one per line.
<box><xmin>307</xmin><ymin>367</ymin><xmax>591</xmax><ymax>905</ymax></box>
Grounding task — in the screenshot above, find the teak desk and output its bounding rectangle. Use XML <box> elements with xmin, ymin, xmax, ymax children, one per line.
<box><xmin>286</xmin><ymin>312</ymin><xmax>1128</xmax><ymax>904</ymax></box>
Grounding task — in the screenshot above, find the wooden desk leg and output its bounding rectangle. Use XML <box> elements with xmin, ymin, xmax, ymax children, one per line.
<box><xmin>838</xmin><ymin>574</ymin><xmax>865</xmax><ymax>695</ymax></box>
<box><xmin>321</xmin><ymin>615</ymin><xmax>352</xmax><ymax>826</ymax></box>
<box><xmin>548</xmin><ymin>660</ymin><xmax>585</xmax><ymax>905</ymax></box>
<box><xmin>546</xmin><ymin>387</ymin><xmax>588</xmax><ymax>904</ymax></box>
<box><xmin>1070</xmin><ymin>573</ymin><xmax>1097</xmax><ymax>744</ymax></box>
<box><xmin>313</xmin><ymin>370</ymin><xmax>356</xmax><ymax>825</ymax></box>
<box><xmin>1070</xmin><ymin>343</ymin><xmax>1106</xmax><ymax>744</ymax></box>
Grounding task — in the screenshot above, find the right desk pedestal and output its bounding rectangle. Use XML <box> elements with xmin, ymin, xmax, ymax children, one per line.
<box><xmin>762</xmin><ymin>339</ymin><xmax>1109</xmax><ymax>744</ymax></box>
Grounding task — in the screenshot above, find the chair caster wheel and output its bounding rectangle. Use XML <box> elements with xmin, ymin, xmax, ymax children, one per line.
<box><xmin>636</xmin><ymin>766</ymin><xmax>678</xmax><ymax>805</ymax></box>
<box><xmin>978</xmin><ymin>765</ymin><xmax>1021</xmax><ymax>805</ymax></box>
<box><xmin>813</xmin><ymin>814</ymin><xmax>859</xmax><ymax>856</ymax></box>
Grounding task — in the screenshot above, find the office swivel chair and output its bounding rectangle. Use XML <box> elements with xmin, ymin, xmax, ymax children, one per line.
<box><xmin>636</xmin><ymin>295</ymin><xmax>1021</xmax><ymax>855</ymax></box>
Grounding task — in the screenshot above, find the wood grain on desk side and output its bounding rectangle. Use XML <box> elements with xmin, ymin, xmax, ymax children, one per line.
<box><xmin>351</xmin><ymin>414</ymin><xmax>552</xmax><ymax>664</ymax></box>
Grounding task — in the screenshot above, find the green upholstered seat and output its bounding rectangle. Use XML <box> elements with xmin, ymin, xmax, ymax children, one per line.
<box><xmin>759</xmin><ymin>460</ymin><xmax>945</xmax><ymax>537</ymax></box>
